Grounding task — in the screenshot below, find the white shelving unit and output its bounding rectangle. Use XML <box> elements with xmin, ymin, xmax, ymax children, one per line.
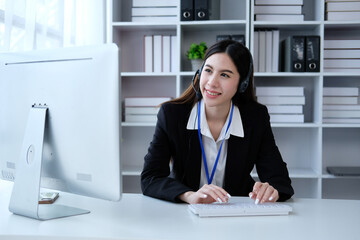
<box><xmin>107</xmin><ymin>0</ymin><xmax>360</xmax><ymax>198</ymax></box>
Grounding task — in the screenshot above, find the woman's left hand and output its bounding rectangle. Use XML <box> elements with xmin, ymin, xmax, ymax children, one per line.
<box><xmin>249</xmin><ymin>182</ymin><xmax>279</xmax><ymax>204</ymax></box>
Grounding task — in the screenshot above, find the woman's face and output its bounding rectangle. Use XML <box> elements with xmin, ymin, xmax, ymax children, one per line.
<box><xmin>199</xmin><ymin>52</ymin><xmax>240</xmax><ymax>109</ymax></box>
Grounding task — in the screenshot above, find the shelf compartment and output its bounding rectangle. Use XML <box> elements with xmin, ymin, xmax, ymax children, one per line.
<box><xmin>255</xmin><ymin>76</ymin><xmax>322</xmax><ymax>124</ymax></box>
<box><xmin>322</xmin><ymin>178</ymin><xmax>360</xmax><ymax>200</ymax></box>
<box><xmin>272</xmin><ymin>127</ymin><xmax>321</xmax><ymax>175</ymax></box>
<box><xmin>322</xmin><ymin>128</ymin><xmax>360</xmax><ymax>174</ymax></box>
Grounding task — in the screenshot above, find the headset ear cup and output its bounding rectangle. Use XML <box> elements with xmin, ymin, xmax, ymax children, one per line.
<box><xmin>238</xmin><ymin>56</ymin><xmax>253</xmax><ymax>93</ymax></box>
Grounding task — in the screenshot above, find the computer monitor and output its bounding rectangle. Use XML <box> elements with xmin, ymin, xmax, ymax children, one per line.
<box><xmin>0</xmin><ymin>44</ymin><xmax>122</xmax><ymax>220</ymax></box>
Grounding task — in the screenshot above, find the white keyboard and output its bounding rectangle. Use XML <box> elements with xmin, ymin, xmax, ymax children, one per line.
<box><xmin>189</xmin><ymin>201</ymin><xmax>292</xmax><ymax>217</ymax></box>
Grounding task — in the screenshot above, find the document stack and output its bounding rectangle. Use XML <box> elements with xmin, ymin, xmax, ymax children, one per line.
<box><xmin>144</xmin><ymin>35</ymin><xmax>177</xmax><ymax>73</ymax></box>
<box><xmin>124</xmin><ymin>97</ymin><xmax>171</xmax><ymax>123</ymax></box>
<box><xmin>324</xmin><ymin>39</ymin><xmax>360</xmax><ymax>73</ymax></box>
<box><xmin>323</xmin><ymin>87</ymin><xmax>360</xmax><ymax>124</ymax></box>
<box><xmin>253</xmin><ymin>29</ymin><xmax>280</xmax><ymax>72</ymax></box>
<box><xmin>254</xmin><ymin>0</ymin><xmax>304</xmax><ymax>21</ymax></box>
<box><xmin>282</xmin><ymin>36</ymin><xmax>320</xmax><ymax>72</ymax></box>
<box><xmin>325</xmin><ymin>0</ymin><xmax>360</xmax><ymax>21</ymax></box>
<box><xmin>256</xmin><ymin>86</ymin><xmax>305</xmax><ymax>123</ymax></box>
<box><xmin>132</xmin><ymin>0</ymin><xmax>178</xmax><ymax>22</ymax></box>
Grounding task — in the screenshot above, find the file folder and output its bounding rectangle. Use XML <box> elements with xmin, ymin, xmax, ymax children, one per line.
<box><xmin>194</xmin><ymin>0</ymin><xmax>220</xmax><ymax>20</ymax></box>
<box><xmin>181</xmin><ymin>0</ymin><xmax>194</xmax><ymax>21</ymax></box>
<box><xmin>305</xmin><ymin>36</ymin><xmax>320</xmax><ymax>72</ymax></box>
<box><xmin>283</xmin><ymin>36</ymin><xmax>305</xmax><ymax>72</ymax></box>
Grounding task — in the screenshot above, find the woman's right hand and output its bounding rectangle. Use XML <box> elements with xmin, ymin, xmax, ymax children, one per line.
<box><xmin>178</xmin><ymin>184</ymin><xmax>231</xmax><ymax>204</ymax></box>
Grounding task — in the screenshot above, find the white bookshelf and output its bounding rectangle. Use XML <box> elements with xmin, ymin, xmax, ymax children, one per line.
<box><xmin>107</xmin><ymin>0</ymin><xmax>360</xmax><ymax>199</ymax></box>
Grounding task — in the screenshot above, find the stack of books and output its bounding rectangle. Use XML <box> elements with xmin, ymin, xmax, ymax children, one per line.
<box><xmin>324</xmin><ymin>39</ymin><xmax>360</xmax><ymax>73</ymax></box>
<box><xmin>256</xmin><ymin>86</ymin><xmax>305</xmax><ymax>123</ymax></box>
<box><xmin>253</xmin><ymin>29</ymin><xmax>280</xmax><ymax>72</ymax></box>
<box><xmin>323</xmin><ymin>87</ymin><xmax>360</xmax><ymax>124</ymax></box>
<box><xmin>254</xmin><ymin>0</ymin><xmax>304</xmax><ymax>21</ymax></box>
<box><xmin>124</xmin><ymin>97</ymin><xmax>172</xmax><ymax>123</ymax></box>
<box><xmin>132</xmin><ymin>0</ymin><xmax>178</xmax><ymax>22</ymax></box>
<box><xmin>325</xmin><ymin>0</ymin><xmax>360</xmax><ymax>21</ymax></box>
<box><xmin>144</xmin><ymin>35</ymin><xmax>177</xmax><ymax>73</ymax></box>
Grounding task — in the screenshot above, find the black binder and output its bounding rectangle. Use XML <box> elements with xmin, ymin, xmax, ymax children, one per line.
<box><xmin>305</xmin><ymin>36</ymin><xmax>320</xmax><ymax>72</ymax></box>
<box><xmin>194</xmin><ymin>0</ymin><xmax>220</xmax><ymax>21</ymax></box>
<box><xmin>231</xmin><ymin>35</ymin><xmax>245</xmax><ymax>45</ymax></box>
<box><xmin>283</xmin><ymin>36</ymin><xmax>305</xmax><ymax>72</ymax></box>
<box><xmin>181</xmin><ymin>0</ymin><xmax>194</xmax><ymax>21</ymax></box>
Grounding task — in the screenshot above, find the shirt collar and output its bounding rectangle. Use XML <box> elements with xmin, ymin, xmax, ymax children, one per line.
<box><xmin>186</xmin><ymin>100</ymin><xmax>244</xmax><ymax>139</ymax></box>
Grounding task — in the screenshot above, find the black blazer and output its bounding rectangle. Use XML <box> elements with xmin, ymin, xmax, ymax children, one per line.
<box><xmin>141</xmin><ymin>101</ymin><xmax>294</xmax><ymax>202</ymax></box>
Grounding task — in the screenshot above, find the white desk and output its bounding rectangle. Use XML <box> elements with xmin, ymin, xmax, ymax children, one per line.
<box><xmin>1</xmin><ymin>180</ymin><xmax>360</xmax><ymax>240</ymax></box>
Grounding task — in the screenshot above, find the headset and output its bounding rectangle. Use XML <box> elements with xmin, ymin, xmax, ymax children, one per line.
<box><xmin>192</xmin><ymin>48</ymin><xmax>254</xmax><ymax>100</ymax></box>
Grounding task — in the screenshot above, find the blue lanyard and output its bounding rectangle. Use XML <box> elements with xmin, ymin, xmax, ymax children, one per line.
<box><xmin>197</xmin><ymin>100</ymin><xmax>234</xmax><ymax>185</ymax></box>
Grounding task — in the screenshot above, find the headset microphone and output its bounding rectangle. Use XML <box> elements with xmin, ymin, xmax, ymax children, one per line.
<box><xmin>192</xmin><ymin>66</ymin><xmax>204</xmax><ymax>100</ymax></box>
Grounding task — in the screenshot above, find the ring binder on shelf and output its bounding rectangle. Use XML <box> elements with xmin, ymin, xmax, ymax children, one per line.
<box><xmin>283</xmin><ymin>36</ymin><xmax>305</xmax><ymax>72</ymax></box>
<box><xmin>305</xmin><ymin>36</ymin><xmax>320</xmax><ymax>72</ymax></box>
<box><xmin>181</xmin><ymin>0</ymin><xmax>194</xmax><ymax>21</ymax></box>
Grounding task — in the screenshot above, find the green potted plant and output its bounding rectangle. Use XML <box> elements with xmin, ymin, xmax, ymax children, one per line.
<box><xmin>186</xmin><ymin>42</ymin><xmax>207</xmax><ymax>71</ymax></box>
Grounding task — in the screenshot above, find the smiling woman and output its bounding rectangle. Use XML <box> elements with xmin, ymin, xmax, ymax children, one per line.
<box><xmin>141</xmin><ymin>40</ymin><xmax>294</xmax><ymax>205</ymax></box>
<box><xmin>0</xmin><ymin>0</ymin><xmax>105</xmax><ymax>52</ymax></box>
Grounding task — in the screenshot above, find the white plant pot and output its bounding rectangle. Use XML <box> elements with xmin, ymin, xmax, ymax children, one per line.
<box><xmin>191</xmin><ymin>59</ymin><xmax>203</xmax><ymax>71</ymax></box>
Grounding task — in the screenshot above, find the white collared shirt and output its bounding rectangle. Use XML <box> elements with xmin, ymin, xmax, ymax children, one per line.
<box><xmin>186</xmin><ymin>100</ymin><xmax>244</xmax><ymax>188</ymax></box>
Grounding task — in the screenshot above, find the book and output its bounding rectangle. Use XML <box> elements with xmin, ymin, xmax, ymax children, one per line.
<box><xmin>323</xmin><ymin>105</ymin><xmax>360</xmax><ymax>110</ymax></box>
<box><xmin>323</xmin><ymin>96</ymin><xmax>358</xmax><ymax>105</ymax></box>
<box><xmin>144</xmin><ymin>35</ymin><xmax>153</xmax><ymax>72</ymax></box>
<box><xmin>258</xmin><ymin>31</ymin><xmax>266</xmax><ymax>72</ymax></box>
<box><xmin>153</xmin><ymin>35</ymin><xmax>163</xmax><ymax>72</ymax></box>
<box><xmin>253</xmin><ymin>31</ymin><xmax>259</xmax><ymax>72</ymax></box>
<box><xmin>267</xmin><ymin>105</ymin><xmax>303</xmax><ymax>114</ymax></box>
<box><xmin>323</xmin><ymin>87</ymin><xmax>359</xmax><ymax>96</ymax></box>
<box><xmin>323</xmin><ymin>110</ymin><xmax>360</xmax><ymax>118</ymax></box>
<box><xmin>132</xmin><ymin>7</ymin><xmax>178</xmax><ymax>16</ymax></box>
<box><xmin>326</xmin><ymin>11</ymin><xmax>360</xmax><ymax>21</ymax></box>
<box><xmin>125</xmin><ymin>107</ymin><xmax>160</xmax><ymax>115</ymax></box>
<box><xmin>162</xmin><ymin>35</ymin><xmax>171</xmax><ymax>72</ymax></box>
<box><xmin>255</xmin><ymin>14</ymin><xmax>304</xmax><ymax>21</ymax></box>
<box><xmin>254</xmin><ymin>5</ymin><xmax>302</xmax><ymax>14</ymax></box>
<box><xmin>124</xmin><ymin>97</ymin><xmax>172</xmax><ymax>107</ymax></box>
<box><xmin>256</xmin><ymin>86</ymin><xmax>304</xmax><ymax>96</ymax></box>
<box><xmin>265</xmin><ymin>30</ymin><xmax>273</xmax><ymax>72</ymax></box>
<box><xmin>257</xmin><ymin>96</ymin><xmax>305</xmax><ymax>105</ymax></box>
<box><xmin>125</xmin><ymin>114</ymin><xmax>158</xmax><ymax>122</ymax></box>
<box><xmin>323</xmin><ymin>118</ymin><xmax>360</xmax><ymax>124</ymax></box>
<box><xmin>324</xmin><ymin>40</ymin><xmax>360</xmax><ymax>49</ymax></box>
<box><xmin>326</xmin><ymin>2</ymin><xmax>360</xmax><ymax>12</ymax></box>
<box><xmin>324</xmin><ymin>49</ymin><xmax>360</xmax><ymax>59</ymax></box>
<box><xmin>272</xmin><ymin>30</ymin><xmax>280</xmax><ymax>72</ymax></box>
<box><xmin>133</xmin><ymin>0</ymin><xmax>179</xmax><ymax>7</ymax></box>
<box><xmin>324</xmin><ymin>59</ymin><xmax>360</xmax><ymax>69</ymax></box>
<box><xmin>255</xmin><ymin>0</ymin><xmax>303</xmax><ymax>5</ymax></box>
<box><xmin>170</xmin><ymin>35</ymin><xmax>177</xmax><ymax>72</ymax></box>
<box><xmin>270</xmin><ymin>114</ymin><xmax>304</xmax><ymax>123</ymax></box>
<box><xmin>132</xmin><ymin>16</ymin><xmax>177</xmax><ymax>22</ymax></box>
<box><xmin>324</xmin><ymin>68</ymin><xmax>360</xmax><ymax>72</ymax></box>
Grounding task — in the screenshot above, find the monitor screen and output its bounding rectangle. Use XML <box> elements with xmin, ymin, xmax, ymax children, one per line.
<box><xmin>0</xmin><ymin>44</ymin><xmax>121</xmax><ymax>220</ymax></box>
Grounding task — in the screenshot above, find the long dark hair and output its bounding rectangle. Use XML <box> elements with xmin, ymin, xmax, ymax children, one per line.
<box><xmin>168</xmin><ymin>40</ymin><xmax>256</xmax><ymax>108</ymax></box>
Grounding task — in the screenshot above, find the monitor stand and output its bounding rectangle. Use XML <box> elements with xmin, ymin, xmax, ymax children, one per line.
<box><xmin>9</xmin><ymin>105</ymin><xmax>90</xmax><ymax>220</ymax></box>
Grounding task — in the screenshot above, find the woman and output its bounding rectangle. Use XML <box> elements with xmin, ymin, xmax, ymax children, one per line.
<box><xmin>141</xmin><ymin>40</ymin><xmax>294</xmax><ymax>204</ymax></box>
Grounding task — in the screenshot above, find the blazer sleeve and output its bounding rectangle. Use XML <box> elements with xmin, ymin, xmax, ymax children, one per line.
<box><xmin>141</xmin><ymin>104</ymin><xmax>193</xmax><ymax>202</ymax></box>
<box><xmin>255</xmin><ymin>105</ymin><xmax>294</xmax><ymax>201</ymax></box>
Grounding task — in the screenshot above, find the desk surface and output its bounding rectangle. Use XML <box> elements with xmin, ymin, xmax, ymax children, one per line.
<box><xmin>1</xmin><ymin>180</ymin><xmax>360</xmax><ymax>240</ymax></box>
